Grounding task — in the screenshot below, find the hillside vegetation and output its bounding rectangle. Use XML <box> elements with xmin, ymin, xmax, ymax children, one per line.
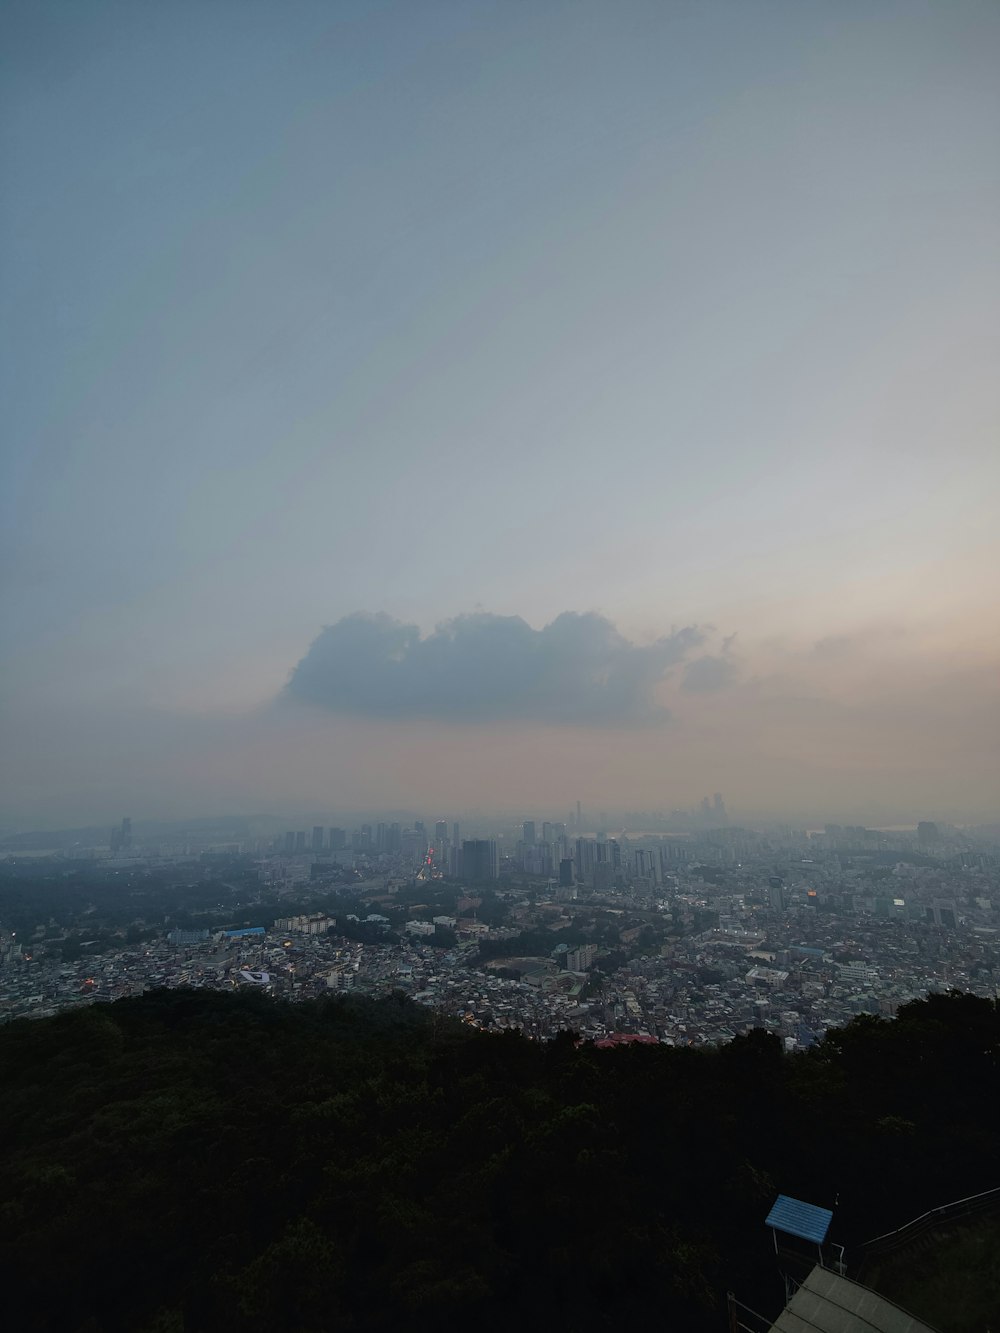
<box><xmin>1</xmin><ymin>990</ymin><xmax>997</xmax><ymax>1332</ymax></box>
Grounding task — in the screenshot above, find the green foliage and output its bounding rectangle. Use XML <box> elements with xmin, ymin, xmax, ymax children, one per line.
<box><xmin>864</xmin><ymin>1216</ymin><xmax>1000</xmax><ymax>1333</ymax></box>
<box><xmin>0</xmin><ymin>991</ymin><xmax>997</xmax><ymax>1332</ymax></box>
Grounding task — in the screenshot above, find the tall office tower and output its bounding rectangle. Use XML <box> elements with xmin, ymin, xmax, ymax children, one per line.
<box><xmin>284</xmin><ymin>831</ymin><xmax>296</xmax><ymax>855</ymax></box>
<box><xmin>713</xmin><ymin>793</ymin><xmax>727</xmax><ymax>822</ymax></box>
<box><xmin>329</xmin><ymin>827</ymin><xmax>346</xmax><ymax>851</ymax></box>
<box><xmin>361</xmin><ymin>824</ymin><xmax>373</xmax><ymax>850</ymax></box>
<box><xmin>576</xmin><ymin>801</ymin><xmax>582</xmax><ymax>829</ymax></box>
<box><xmin>462</xmin><ymin>839</ymin><xmax>499</xmax><ymax>881</ymax></box>
<box><xmin>111</xmin><ymin>816</ymin><xmax>133</xmax><ymax>854</ymax></box>
<box><xmin>376</xmin><ymin>823</ymin><xmax>387</xmax><ymax>854</ymax></box>
<box><xmin>388</xmin><ymin>823</ymin><xmax>401</xmax><ymax>854</ymax></box>
<box><xmin>414</xmin><ymin>820</ymin><xmax>426</xmax><ymax>836</ymax></box>
<box><xmin>542</xmin><ymin>822</ymin><xmax>553</xmax><ymax>844</ymax></box>
<box><xmin>295</xmin><ymin>831</ymin><xmax>306</xmax><ymax>853</ymax></box>
<box><xmin>522</xmin><ymin>820</ymin><xmax>536</xmax><ymax>845</ymax></box>
<box><xmin>435</xmin><ymin>820</ymin><xmax>448</xmax><ymax>844</ymax></box>
<box><xmin>593</xmin><ymin>861</ymin><xmax>614</xmax><ymax>892</ymax></box>
<box><xmin>701</xmin><ymin>796</ymin><xmax>712</xmax><ymax>822</ymax></box>
<box><xmin>559</xmin><ymin>858</ymin><xmax>574</xmax><ymax>887</ymax></box>
<box><xmin>312</xmin><ymin>826</ymin><xmax>324</xmax><ymax>852</ymax></box>
<box><xmin>917</xmin><ymin>821</ymin><xmax>940</xmax><ymax>846</ymax></box>
<box><xmin>401</xmin><ymin>827</ymin><xmax>427</xmax><ymax>859</ymax></box>
<box><xmin>452</xmin><ymin>822</ymin><xmax>460</xmax><ymax>846</ymax></box>
<box><xmin>575</xmin><ymin>837</ymin><xmax>598</xmax><ymax>879</ymax></box>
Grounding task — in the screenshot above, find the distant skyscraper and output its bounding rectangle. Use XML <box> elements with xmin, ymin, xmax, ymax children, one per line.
<box><xmin>452</xmin><ymin>822</ymin><xmax>460</xmax><ymax>846</ymax></box>
<box><xmin>295</xmin><ymin>831</ymin><xmax>306</xmax><ymax>853</ymax></box>
<box><xmin>462</xmin><ymin>839</ymin><xmax>498</xmax><ymax>881</ymax></box>
<box><xmin>917</xmin><ymin>821</ymin><xmax>940</xmax><ymax>846</ymax></box>
<box><xmin>522</xmin><ymin>820</ymin><xmax>536</xmax><ymax>845</ymax></box>
<box><xmin>575</xmin><ymin>838</ymin><xmax>598</xmax><ymax>879</ymax></box>
<box><xmin>284</xmin><ymin>831</ymin><xmax>296</xmax><ymax>855</ymax></box>
<box><xmin>576</xmin><ymin>801</ymin><xmax>582</xmax><ymax>829</ymax></box>
<box><xmin>329</xmin><ymin>827</ymin><xmax>346</xmax><ymax>851</ymax></box>
<box><xmin>435</xmin><ymin>821</ymin><xmax>448</xmax><ymax>845</ymax></box>
<box><xmin>110</xmin><ymin>816</ymin><xmax>132</xmax><ymax>853</ymax></box>
<box><xmin>312</xmin><ymin>826</ymin><xmax>324</xmax><ymax>852</ymax></box>
<box><xmin>713</xmin><ymin>793</ymin><xmax>727</xmax><ymax>822</ymax></box>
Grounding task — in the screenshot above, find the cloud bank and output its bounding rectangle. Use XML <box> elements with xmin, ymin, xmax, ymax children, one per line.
<box><xmin>286</xmin><ymin>611</ymin><xmax>704</xmax><ymax>725</ymax></box>
<box><xmin>681</xmin><ymin>653</ymin><xmax>740</xmax><ymax>693</ymax></box>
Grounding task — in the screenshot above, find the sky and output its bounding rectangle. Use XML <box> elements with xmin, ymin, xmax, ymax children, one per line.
<box><xmin>2</xmin><ymin>0</ymin><xmax>998</xmax><ymax>830</ymax></box>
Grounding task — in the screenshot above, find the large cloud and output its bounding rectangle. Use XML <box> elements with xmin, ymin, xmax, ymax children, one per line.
<box><xmin>285</xmin><ymin>611</ymin><xmax>704</xmax><ymax>725</ymax></box>
<box><xmin>681</xmin><ymin>653</ymin><xmax>740</xmax><ymax>693</ymax></box>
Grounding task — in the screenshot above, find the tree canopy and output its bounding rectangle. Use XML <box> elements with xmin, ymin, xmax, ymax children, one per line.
<box><xmin>1</xmin><ymin>989</ymin><xmax>997</xmax><ymax>1332</ymax></box>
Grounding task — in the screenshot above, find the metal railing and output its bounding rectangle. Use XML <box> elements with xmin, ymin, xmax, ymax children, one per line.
<box><xmin>858</xmin><ymin>1184</ymin><xmax>1000</xmax><ymax>1275</ymax></box>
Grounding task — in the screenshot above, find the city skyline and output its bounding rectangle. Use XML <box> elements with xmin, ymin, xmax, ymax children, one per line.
<box><xmin>3</xmin><ymin>1</ymin><xmax>999</xmax><ymax>828</ymax></box>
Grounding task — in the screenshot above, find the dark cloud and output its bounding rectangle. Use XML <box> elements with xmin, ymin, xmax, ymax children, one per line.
<box><xmin>681</xmin><ymin>653</ymin><xmax>740</xmax><ymax>693</ymax></box>
<box><xmin>286</xmin><ymin>611</ymin><xmax>704</xmax><ymax>725</ymax></box>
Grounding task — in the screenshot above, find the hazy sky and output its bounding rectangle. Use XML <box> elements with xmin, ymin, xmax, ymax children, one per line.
<box><xmin>2</xmin><ymin>0</ymin><xmax>998</xmax><ymax>829</ymax></box>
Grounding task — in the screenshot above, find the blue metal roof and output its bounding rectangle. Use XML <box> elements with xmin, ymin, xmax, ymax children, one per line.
<box><xmin>765</xmin><ymin>1195</ymin><xmax>833</xmax><ymax>1243</ymax></box>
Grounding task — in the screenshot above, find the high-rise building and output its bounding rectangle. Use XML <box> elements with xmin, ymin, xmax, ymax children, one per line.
<box><xmin>435</xmin><ymin>821</ymin><xmax>448</xmax><ymax>844</ymax></box>
<box><xmin>522</xmin><ymin>820</ymin><xmax>536</xmax><ymax>845</ymax></box>
<box><xmin>401</xmin><ymin>827</ymin><xmax>428</xmax><ymax>859</ymax></box>
<box><xmin>452</xmin><ymin>822</ymin><xmax>460</xmax><ymax>846</ymax></box>
<box><xmin>575</xmin><ymin>838</ymin><xmax>598</xmax><ymax>879</ymax></box>
<box><xmin>284</xmin><ymin>831</ymin><xmax>296</xmax><ymax>855</ymax></box>
<box><xmin>312</xmin><ymin>826</ymin><xmax>324</xmax><ymax>852</ymax></box>
<box><xmin>295</xmin><ymin>831</ymin><xmax>306</xmax><ymax>853</ymax></box>
<box><xmin>593</xmin><ymin>862</ymin><xmax>614</xmax><ymax>892</ymax></box>
<box><xmin>110</xmin><ymin>816</ymin><xmax>132</xmax><ymax>853</ymax></box>
<box><xmin>917</xmin><ymin>821</ymin><xmax>940</xmax><ymax>846</ymax></box>
<box><xmin>329</xmin><ymin>827</ymin><xmax>346</xmax><ymax>852</ymax></box>
<box><xmin>462</xmin><ymin>839</ymin><xmax>498</xmax><ymax>881</ymax></box>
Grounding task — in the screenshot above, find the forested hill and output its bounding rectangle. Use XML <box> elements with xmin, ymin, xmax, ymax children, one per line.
<box><xmin>1</xmin><ymin>990</ymin><xmax>997</xmax><ymax>1333</ymax></box>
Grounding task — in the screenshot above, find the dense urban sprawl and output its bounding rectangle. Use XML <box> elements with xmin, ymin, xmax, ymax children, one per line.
<box><xmin>3</xmin><ymin>809</ymin><xmax>998</xmax><ymax>1044</ymax></box>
